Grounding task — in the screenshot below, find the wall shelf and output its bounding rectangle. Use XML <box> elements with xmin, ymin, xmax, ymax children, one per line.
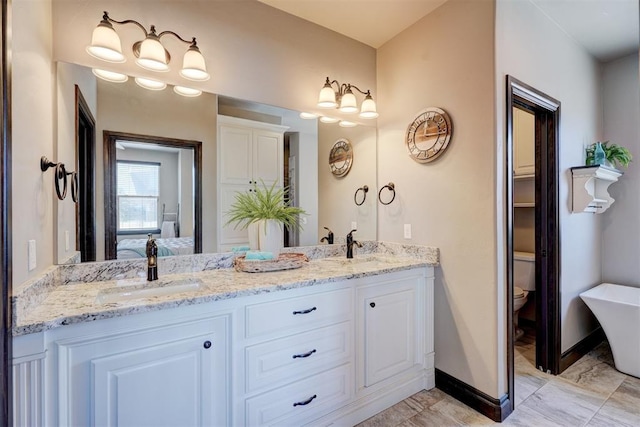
<box><xmin>571</xmin><ymin>165</ymin><xmax>622</xmax><ymax>213</ymax></box>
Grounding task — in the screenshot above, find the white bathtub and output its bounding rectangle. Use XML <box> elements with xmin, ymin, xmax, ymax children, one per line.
<box><xmin>580</xmin><ymin>283</ymin><xmax>640</xmax><ymax>378</ymax></box>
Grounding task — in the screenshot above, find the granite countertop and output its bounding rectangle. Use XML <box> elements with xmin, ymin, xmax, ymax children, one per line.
<box><xmin>14</xmin><ymin>251</ymin><xmax>437</xmax><ymax>336</ymax></box>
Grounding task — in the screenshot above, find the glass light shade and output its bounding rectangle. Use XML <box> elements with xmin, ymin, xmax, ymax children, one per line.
<box><xmin>180</xmin><ymin>46</ymin><xmax>210</xmax><ymax>81</ymax></box>
<box><xmin>92</xmin><ymin>68</ymin><xmax>128</xmax><ymax>83</ymax></box>
<box><xmin>318</xmin><ymin>84</ymin><xmax>338</xmax><ymax>108</ymax></box>
<box><xmin>299</xmin><ymin>112</ymin><xmax>318</xmax><ymax>119</ymax></box>
<box><xmin>320</xmin><ymin>116</ymin><xmax>339</xmax><ymax>124</ymax></box>
<box><xmin>359</xmin><ymin>95</ymin><xmax>379</xmax><ymax>119</ymax></box>
<box><xmin>339</xmin><ymin>120</ymin><xmax>357</xmax><ymax>128</ymax></box>
<box><xmin>173</xmin><ymin>86</ymin><xmax>202</xmax><ymax>97</ymax></box>
<box><xmin>339</xmin><ymin>90</ymin><xmax>358</xmax><ymax>113</ymax></box>
<box><xmin>86</xmin><ymin>22</ymin><xmax>125</xmax><ymax>63</ymax></box>
<box><xmin>136</xmin><ymin>36</ymin><xmax>169</xmax><ymax>72</ymax></box>
<box><xmin>134</xmin><ymin>77</ymin><xmax>167</xmax><ymax>91</ymax></box>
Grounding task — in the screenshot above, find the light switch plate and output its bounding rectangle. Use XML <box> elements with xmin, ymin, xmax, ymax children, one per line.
<box><xmin>404</xmin><ymin>224</ymin><xmax>412</xmax><ymax>239</ymax></box>
<box><xmin>28</xmin><ymin>240</ymin><xmax>36</xmax><ymax>271</ymax></box>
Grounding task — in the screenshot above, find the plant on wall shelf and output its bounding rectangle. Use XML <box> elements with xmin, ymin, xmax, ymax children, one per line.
<box><xmin>585</xmin><ymin>141</ymin><xmax>632</xmax><ymax>169</ymax></box>
<box><xmin>225</xmin><ymin>180</ymin><xmax>306</xmax><ymax>231</ymax></box>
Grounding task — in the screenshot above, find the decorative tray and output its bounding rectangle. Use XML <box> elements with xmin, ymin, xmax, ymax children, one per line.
<box><xmin>233</xmin><ymin>253</ymin><xmax>309</xmax><ymax>273</ymax></box>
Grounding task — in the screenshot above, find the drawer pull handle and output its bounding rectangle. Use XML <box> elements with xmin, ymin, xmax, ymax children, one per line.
<box><xmin>293</xmin><ymin>394</ymin><xmax>317</xmax><ymax>407</ymax></box>
<box><xmin>293</xmin><ymin>307</ymin><xmax>317</xmax><ymax>315</ymax></box>
<box><xmin>292</xmin><ymin>349</ymin><xmax>317</xmax><ymax>359</ymax></box>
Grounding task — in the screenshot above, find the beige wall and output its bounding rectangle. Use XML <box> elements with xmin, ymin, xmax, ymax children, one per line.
<box><xmin>318</xmin><ymin>123</ymin><xmax>377</xmax><ymax>242</ymax></box>
<box><xmin>602</xmin><ymin>53</ymin><xmax>640</xmax><ymax>286</ymax></box>
<box><xmin>377</xmin><ymin>0</ymin><xmax>499</xmax><ymax>397</ymax></box>
<box><xmin>12</xmin><ymin>0</ymin><xmax>55</xmax><ymax>286</ymax></box>
<box><xmin>496</xmin><ymin>0</ymin><xmax>603</xmax><ymax>353</ymax></box>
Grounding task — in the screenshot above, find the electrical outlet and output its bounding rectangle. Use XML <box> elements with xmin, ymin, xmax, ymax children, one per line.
<box><xmin>65</xmin><ymin>230</ymin><xmax>70</xmax><ymax>251</ymax></box>
<box><xmin>351</xmin><ymin>221</ymin><xmax>357</xmax><ymax>231</ymax></box>
<box><xmin>28</xmin><ymin>240</ymin><xmax>36</xmax><ymax>271</ymax></box>
<box><xmin>404</xmin><ymin>224</ymin><xmax>412</xmax><ymax>239</ymax></box>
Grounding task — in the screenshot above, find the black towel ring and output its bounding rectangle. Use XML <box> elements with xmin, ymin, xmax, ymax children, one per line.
<box><xmin>354</xmin><ymin>185</ymin><xmax>369</xmax><ymax>206</ymax></box>
<box><xmin>40</xmin><ymin>156</ymin><xmax>68</xmax><ymax>201</ymax></box>
<box><xmin>68</xmin><ymin>171</ymin><xmax>79</xmax><ymax>203</ymax></box>
<box><xmin>378</xmin><ymin>182</ymin><xmax>396</xmax><ymax>205</ymax></box>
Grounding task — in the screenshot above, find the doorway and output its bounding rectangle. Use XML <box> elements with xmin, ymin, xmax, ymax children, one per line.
<box><xmin>506</xmin><ymin>76</ymin><xmax>561</xmax><ymax>410</ymax></box>
<box><xmin>76</xmin><ymin>86</ymin><xmax>96</xmax><ymax>262</ymax></box>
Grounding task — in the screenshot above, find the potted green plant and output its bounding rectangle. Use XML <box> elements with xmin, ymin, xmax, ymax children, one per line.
<box><xmin>585</xmin><ymin>141</ymin><xmax>632</xmax><ymax>169</ymax></box>
<box><xmin>225</xmin><ymin>181</ymin><xmax>306</xmax><ymax>256</ymax></box>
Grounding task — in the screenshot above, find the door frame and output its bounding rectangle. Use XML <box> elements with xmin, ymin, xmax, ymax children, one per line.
<box><xmin>506</xmin><ymin>75</ymin><xmax>561</xmax><ymax>411</ymax></box>
<box><xmin>103</xmin><ymin>130</ymin><xmax>203</xmax><ymax>260</ymax></box>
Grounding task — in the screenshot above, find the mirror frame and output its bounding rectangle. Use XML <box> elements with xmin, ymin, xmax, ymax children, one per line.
<box><xmin>103</xmin><ymin>130</ymin><xmax>203</xmax><ymax>260</ymax></box>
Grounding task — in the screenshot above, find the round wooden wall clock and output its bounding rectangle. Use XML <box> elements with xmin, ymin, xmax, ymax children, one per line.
<box><xmin>329</xmin><ymin>138</ymin><xmax>353</xmax><ymax>177</ymax></box>
<box><xmin>405</xmin><ymin>107</ymin><xmax>453</xmax><ymax>163</ymax></box>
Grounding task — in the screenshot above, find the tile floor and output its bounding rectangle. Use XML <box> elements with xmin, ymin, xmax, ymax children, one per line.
<box><xmin>357</xmin><ymin>327</ymin><xmax>640</xmax><ymax>426</ymax></box>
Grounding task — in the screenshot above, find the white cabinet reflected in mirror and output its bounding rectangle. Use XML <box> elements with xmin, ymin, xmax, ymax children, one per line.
<box><xmin>55</xmin><ymin>62</ymin><xmax>377</xmax><ymax>264</ymax></box>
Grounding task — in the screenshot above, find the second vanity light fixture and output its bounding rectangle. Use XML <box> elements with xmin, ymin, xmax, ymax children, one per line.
<box><xmin>86</xmin><ymin>11</ymin><xmax>210</xmax><ymax>83</ymax></box>
<box><xmin>317</xmin><ymin>77</ymin><xmax>378</xmax><ymax>119</ymax></box>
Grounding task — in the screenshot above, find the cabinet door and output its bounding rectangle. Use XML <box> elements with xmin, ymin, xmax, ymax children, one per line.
<box><xmin>219</xmin><ymin>184</ymin><xmax>252</xmax><ymax>249</ymax></box>
<box><xmin>253</xmin><ymin>130</ymin><xmax>283</xmax><ymax>187</ymax></box>
<box><xmin>56</xmin><ymin>317</ymin><xmax>228</xmax><ymax>427</ymax></box>
<box><xmin>219</xmin><ymin>125</ymin><xmax>253</xmax><ymax>185</ymax></box>
<box><xmin>513</xmin><ymin>107</ymin><xmax>535</xmax><ymax>176</ymax></box>
<box><xmin>360</xmin><ymin>284</ymin><xmax>417</xmax><ymax>387</ymax></box>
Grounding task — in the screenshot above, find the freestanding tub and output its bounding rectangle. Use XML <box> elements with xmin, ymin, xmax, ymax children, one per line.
<box><xmin>580</xmin><ymin>283</ymin><xmax>640</xmax><ymax>378</ymax></box>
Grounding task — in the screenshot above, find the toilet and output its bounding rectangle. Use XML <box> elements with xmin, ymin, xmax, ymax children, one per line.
<box><xmin>514</xmin><ymin>251</ymin><xmax>535</xmax><ymax>341</ymax></box>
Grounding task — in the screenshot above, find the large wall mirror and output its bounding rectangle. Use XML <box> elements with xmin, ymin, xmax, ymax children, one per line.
<box><xmin>56</xmin><ymin>62</ymin><xmax>377</xmax><ymax>264</ymax></box>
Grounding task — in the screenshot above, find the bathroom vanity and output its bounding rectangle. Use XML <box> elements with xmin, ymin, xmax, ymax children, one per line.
<box><xmin>12</xmin><ymin>243</ymin><xmax>438</xmax><ymax>426</ymax></box>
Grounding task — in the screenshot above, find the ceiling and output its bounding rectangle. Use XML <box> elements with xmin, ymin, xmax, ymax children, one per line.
<box><xmin>257</xmin><ymin>0</ymin><xmax>639</xmax><ymax>62</ymax></box>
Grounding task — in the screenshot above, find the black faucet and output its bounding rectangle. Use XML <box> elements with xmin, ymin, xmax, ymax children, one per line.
<box><xmin>346</xmin><ymin>229</ymin><xmax>362</xmax><ymax>259</ymax></box>
<box><xmin>320</xmin><ymin>227</ymin><xmax>334</xmax><ymax>244</ymax></box>
<box><xmin>146</xmin><ymin>234</ymin><xmax>158</xmax><ymax>281</ymax></box>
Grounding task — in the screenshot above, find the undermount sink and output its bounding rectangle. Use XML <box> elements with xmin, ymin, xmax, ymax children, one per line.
<box><xmin>97</xmin><ymin>278</ymin><xmax>203</xmax><ymax>304</ymax></box>
<box><xmin>320</xmin><ymin>255</ymin><xmax>394</xmax><ymax>266</ymax></box>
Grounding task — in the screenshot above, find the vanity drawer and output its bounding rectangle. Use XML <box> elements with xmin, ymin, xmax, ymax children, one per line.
<box><xmin>245</xmin><ymin>363</ymin><xmax>352</xmax><ymax>427</ymax></box>
<box><xmin>245</xmin><ymin>288</ymin><xmax>352</xmax><ymax>339</ymax></box>
<box><xmin>245</xmin><ymin>321</ymin><xmax>352</xmax><ymax>393</ymax></box>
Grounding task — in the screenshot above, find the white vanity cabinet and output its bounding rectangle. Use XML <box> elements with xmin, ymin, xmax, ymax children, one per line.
<box><xmin>15</xmin><ymin>308</ymin><xmax>232</xmax><ymax>427</ymax></box>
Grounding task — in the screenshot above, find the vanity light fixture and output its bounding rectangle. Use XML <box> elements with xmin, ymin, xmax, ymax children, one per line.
<box><xmin>87</xmin><ymin>11</ymin><xmax>210</xmax><ymax>81</ymax></box>
<box><xmin>319</xmin><ymin>116</ymin><xmax>340</xmax><ymax>124</ymax></box>
<box><xmin>92</xmin><ymin>68</ymin><xmax>128</xmax><ymax>83</ymax></box>
<box><xmin>134</xmin><ymin>76</ymin><xmax>167</xmax><ymax>91</ymax></box>
<box><xmin>173</xmin><ymin>86</ymin><xmax>202</xmax><ymax>97</ymax></box>
<box><xmin>317</xmin><ymin>77</ymin><xmax>378</xmax><ymax>119</ymax></box>
<box><xmin>299</xmin><ymin>112</ymin><xmax>318</xmax><ymax>119</ymax></box>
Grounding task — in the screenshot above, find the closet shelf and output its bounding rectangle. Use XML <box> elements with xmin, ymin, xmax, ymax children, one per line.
<box><xmin>570</xmin><ymin>165</ymin><xmax>622</xmax><ymax>214</ymax></box>
<box><xmin>514</xmin><ymin>202</ymin><xmax>535</xmax><ymax>208</ymax></box>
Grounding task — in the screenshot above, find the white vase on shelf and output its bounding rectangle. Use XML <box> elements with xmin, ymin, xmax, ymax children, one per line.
<box><xmin>258</xmin><ymin>219</ymin><xmax>282</xmax><ymax>258</ymax></box>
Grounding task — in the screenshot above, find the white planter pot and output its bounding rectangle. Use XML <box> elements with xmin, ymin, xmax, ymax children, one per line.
<box><xmin>247</xmin><ymin>222</ymin><xmax>260</xmax><ymax>250</ymax></box>
<box><xmin>258</xmin><ymin>219</ymin><xmax>283</xmax><ymax>258</ymax></box>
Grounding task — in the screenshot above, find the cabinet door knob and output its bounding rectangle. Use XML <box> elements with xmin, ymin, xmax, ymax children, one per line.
<box><xmin>293</xmin><ymin>394</ymin><xmax>317</xmax><ymax>407</ymax></box>
<box><xmin>203</xmin><ymin>340</ymin><xmax>212</xmax><ymax>349</ymax></box>
<box><xmin>370</xmin><ymin>302</ymin><xmax>376</xmax><ymax>308</ymax></box>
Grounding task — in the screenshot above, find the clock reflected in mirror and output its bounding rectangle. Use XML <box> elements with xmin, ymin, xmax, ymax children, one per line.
<box><xmin>406</xmin><ymin>107</ymin><xmax>453</xmax><ymax>163</ymax></box>
<box><xmin>329</xmin><ymin>138</ymin><xmax>353</xmax><ymax>177</ymax></box>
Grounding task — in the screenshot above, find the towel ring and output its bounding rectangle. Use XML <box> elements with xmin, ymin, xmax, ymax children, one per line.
<box><xmin>354</xmin><ymin>185</ymin><xmax>369</xmax><ymax>206</ymax></box>
<box><xmin>378</xmin><ymin>182</ymin><xmax>396</xmax><ymax>205</ymax></box>
<box><xmin>68</xmin><ymin>171</ymin><xmax>79</xmax><ymax>203</ymax></box>
<box><xmin>40</xmin><ymin>156</ymin><xmax>68</xmax><ymax>201</ymax></box>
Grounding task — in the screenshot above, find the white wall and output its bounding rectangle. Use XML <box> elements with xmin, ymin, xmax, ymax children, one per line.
<box><xmin>318</xmin><ymin>123</ymin><xmax>377</xmax><ymax>242</ymax></box>
<box><xmin>56</xmin><ymin>61</ymin><xmax>96</xmax><ymax>263</ymax></box>
<box><xmin>602</xmin><ymin>53</ymin><xmax>640</xmax><ymax>286</ymax></box>
<box><xmin>12</xmin><ymin>0</ymin><xmax>55</xmax><ymax>287</ymax></box>
<box><xmin>496</xmin><ymin>0</ymin><xmax>603</xmax><ymax>353</ymax></box>
<box><xmin>377</xmin><ymin>0</ymin><xmax>500</xmax><ymax>397</ymax></box>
